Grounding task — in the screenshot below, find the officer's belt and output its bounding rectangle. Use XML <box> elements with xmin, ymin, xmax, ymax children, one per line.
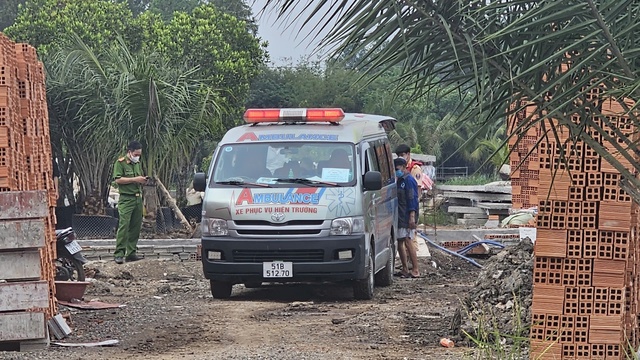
<box><xmin>120</xmin><ymin>193</ymin><xmax>141</xmax><ymax>197</ymax></box>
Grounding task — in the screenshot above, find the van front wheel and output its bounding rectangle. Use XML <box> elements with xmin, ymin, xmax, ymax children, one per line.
<box><xmin>353</xmin><ymin>249</ymin><xmax>375</xmax><ymax>300</ymax></box>
<box><xmin>375</xmin><ymin>237</ymin><xmax>395</xmax><ymax>287</ymax></box>
<box><xmin>210</xmin><ymin>280</ymin><xmax>233</xmax><ymax>299</ymax></box>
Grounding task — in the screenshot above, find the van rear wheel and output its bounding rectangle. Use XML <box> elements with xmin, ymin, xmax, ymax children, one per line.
<box><xmin>210</xmin><ymin>280</ymin><xmax>233</xmax><ymax>299</ymax></box>
<box><xmin>353</xmin><ymin>249</ymin><xmax>375</xmax><ymax>300</ymax></box>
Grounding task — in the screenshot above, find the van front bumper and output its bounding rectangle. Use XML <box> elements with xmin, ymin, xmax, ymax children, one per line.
<box><xmin>201</xmin><ymin>235</ymin><xmax>367</xmax><ymax>284</ymax></box>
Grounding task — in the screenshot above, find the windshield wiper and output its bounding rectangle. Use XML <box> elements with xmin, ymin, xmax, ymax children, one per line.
<box><xmin>215</xmin><ymin>180</ymin><xmax>270</xmax><ymax>187</ymax></box>
<box><xmin>274</xmin><ymin>178</ymin><xmax>338</xmax><ymax>187</ymax></box>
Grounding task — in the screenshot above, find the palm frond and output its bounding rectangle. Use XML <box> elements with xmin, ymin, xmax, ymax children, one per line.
<box><xmin>265</xmin><ymin>0</ymin><xmax>640</xmax><ymax>194</ymax></box>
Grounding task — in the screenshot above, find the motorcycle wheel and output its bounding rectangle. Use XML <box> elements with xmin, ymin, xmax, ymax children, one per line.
<box><xmin>68</xmin><ymin>257</ymin><xmax>86</xmax><ymax>281</ymax></box>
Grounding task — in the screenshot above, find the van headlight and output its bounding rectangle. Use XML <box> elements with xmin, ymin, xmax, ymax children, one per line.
<box><xmin>331</xmin><ymin>216</ymin><xmax>365</xmax><ymax>236</ymax></box>
<box><xmin>201</xmin><ymin>218</ymin><xmax>228</xmax><ymax>236</ymax></box>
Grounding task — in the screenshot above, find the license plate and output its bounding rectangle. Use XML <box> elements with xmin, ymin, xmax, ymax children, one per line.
<box><xmin>65</xmin><ymin>240</ymin><xmax>82</xmax><ymax>255</ymax></box>
<box><xmin>263</xmin><ymin>261</ymin><xmax>293</xmax><ymax>278</ymax></box>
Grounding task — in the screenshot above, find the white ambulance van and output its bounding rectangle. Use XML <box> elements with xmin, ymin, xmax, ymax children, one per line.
<box><xmin>193</xmin><ymin>108</ymin><xmax>398</xmax><ymax>299</ymax></box>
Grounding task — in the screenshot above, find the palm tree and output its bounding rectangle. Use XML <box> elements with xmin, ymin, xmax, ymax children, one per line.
<box><xmin>46</xmin><ymin>35</ymin><xmax>221</xmax><ymax>216</ymax></box>
<box><xmin>264</xmin><ymin>0</ymin><xmax>640</xmax><ymax>198</ymax></box>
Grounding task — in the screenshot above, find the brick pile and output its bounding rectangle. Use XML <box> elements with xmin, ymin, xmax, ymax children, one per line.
<box><xmin>0</xmin><ymin>33</ymin><xmax>57</xmax><ymax>318</ymax></box>
<box><xmin>508</xmin><ymin>102</ymin><xmax>541</xmax><ymax>210</ymax></box>
<box><xmin>509</xmin><ymin>94</ymin><xmax>640</xmax><ymax>358</ymax></box>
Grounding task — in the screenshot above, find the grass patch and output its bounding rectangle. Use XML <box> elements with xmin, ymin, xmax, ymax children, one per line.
<box><xmin>463</xmin><ymin>294</ymin><xmax>531</xmax><ymax>360</ymax></box>
<box><xmin>420</xmin><ymin>208</ymin><xmax>454</xmax><ymax>226</ymax></box>
<box><xmin>442</xmin><ymin>174</ymin><xmax>501</xmax><ymax>186</ymax></box>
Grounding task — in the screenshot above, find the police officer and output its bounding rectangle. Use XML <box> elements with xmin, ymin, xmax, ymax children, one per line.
<box><xmin>112</xmin><ymin>141</ymin><xmax>147</xmax><ymax>264</ymax></box>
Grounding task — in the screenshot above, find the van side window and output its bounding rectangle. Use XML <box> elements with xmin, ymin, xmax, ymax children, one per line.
<box><xmin>374</xmin><ymin>141</ymin><xmax>392</xmax><ymax>185</ymax></box>
<box><xmin>383</xmin><ymin>141</ymin><xmax>395</xmax><ymax>182</ymax></box>
<box><xmin>365</xmin><ymin>148</ymin><xmax>378</xmax><ymax>173</ymax></box>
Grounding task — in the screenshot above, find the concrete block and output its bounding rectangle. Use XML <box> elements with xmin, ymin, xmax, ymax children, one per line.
<box><xmin>0</xmin><ymin>220</ymin><xmax>46</xmax><ymax>250</ymax></box>
<box><xmin>0</xmin><ymin>312</ymin><xmax>46</xmax><ymax>341</ymax></box>
<box><xmin>0</xmin><ymin>251</ymin><xmax>41</xmax><ymax>281</ymax></box>
<box><xmin>0</xmin><ymin>191</ymin><xmax>49</xmax><ymax>220</ymax></box>
<box><xmin>0</xmin><ymin>281</ymin><xmax>49</xmax><ymax>312</ymax></box>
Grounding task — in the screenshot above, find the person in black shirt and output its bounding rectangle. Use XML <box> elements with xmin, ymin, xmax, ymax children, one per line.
<box><xmin>52</xmin><ymin>158</ymin><xmax>60</xmax><ymax>197</ymax></box>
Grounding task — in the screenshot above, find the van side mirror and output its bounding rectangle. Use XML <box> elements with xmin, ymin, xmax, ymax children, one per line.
<box><xmin>193</xmin><ymin>172</ymin><xmax>207</xmax><ymax>192</ymax></box>
<box><xmin>363</xmin><ymin>171</ymin><xmax>383</xmax><ymax>191</ymax></box>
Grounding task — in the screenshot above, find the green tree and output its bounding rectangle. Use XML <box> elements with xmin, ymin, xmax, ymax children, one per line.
<box><xmin>4</xmin><ymin>0</ymin><xmax>134</xmax><ymax>54</ymax></box>
<box><xmin>140</xmin><ymin>4</ymin><xmax>265</xmax><ymax>112</ymax></box>
<box><xmin>266</xmin><ymin>0</ymin><xmax>640</xmax><ymax>197</ymax></box>
<box><xmin>45</xmin><ymin>36</ymin><xmax>221</xmax><ymax>215</ymax></box>
<box><xmin>125</xmin><ymin>0</ymin><xmax>149</xmax><ymax>16</ymax></box>
<box><xmin>247</xmin><ymin>58</ymin><xmax>369</xmax><ymax>111</ymax></box>
<box><xmin>144</xmin><ymin>0</ymin><xmax>257</xmax><ymax>34</ymax></box>
<box><xmin>9</xmin><ymin>0</ymin><xmax>265</xmax><ymax>211</ymax></box>
<box><xmin>147</xmin><ymin>0</ymin><xmax>200</xmax><ymax>20</ymax></box>
<box><xmin>209</xmin><ymin>0</ymin><xmax>257</xmax><ymax>35</ymax></box>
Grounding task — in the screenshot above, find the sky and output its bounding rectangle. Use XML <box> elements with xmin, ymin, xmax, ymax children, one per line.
<box><xmin>249</xmin><ymin>2</ymin><xmax>337</xmax><ymax>66</ymax></box>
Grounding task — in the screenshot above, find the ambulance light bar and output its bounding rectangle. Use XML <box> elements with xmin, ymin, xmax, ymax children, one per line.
<box><xmin>244</xmin><ymin>108</ymin><xmax>345</xmax><ymax>123</ymax></box>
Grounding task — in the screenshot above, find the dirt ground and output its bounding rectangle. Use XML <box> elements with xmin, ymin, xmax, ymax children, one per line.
<box><xmin>1</xmin><ymin>249</ymin><xmax>483</xmax><ymax>360</ymax></box>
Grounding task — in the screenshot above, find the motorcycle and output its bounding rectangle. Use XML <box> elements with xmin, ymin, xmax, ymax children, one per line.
<box><xmin>54</xmin><ymin>227</ymin><xmax>88</xmax><ymax>281</ymax></box>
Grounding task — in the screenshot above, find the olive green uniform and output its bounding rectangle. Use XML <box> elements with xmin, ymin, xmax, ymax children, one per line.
<box><xmin>113</xmin><ymin>157</ymin><xmax>144</xmax><ymax>258</ymax></box>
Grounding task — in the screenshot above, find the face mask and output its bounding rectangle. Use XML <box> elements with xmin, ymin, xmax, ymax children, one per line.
<box><xmin>395</xmin><ymin>170</ymin><xmax>404</xmax><ymax>177</ymax></box>
<box><xmin>130</xmin><ymin>155</ymin><xmax>140</xmax><ymax>163</ymax></box>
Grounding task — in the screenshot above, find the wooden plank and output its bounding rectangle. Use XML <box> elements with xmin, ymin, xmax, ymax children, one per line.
<box><xmin>0</xmin><ymin>312</ymin><xmax>46</xmax><ymax>341</ymax></box>
<box><xmin>0</xmin><ymin>281</ymin><xmax>49</xmax><ymax>312</ymax></box>
<box><xmin>0</xmin><ymin>191</ymin><xmax>49</xmax><ymax>220</ymax></box>
<box><xmin>0</xmin><ymin>220</ymin><xmax>46</xmax><ymax>250</ymax></box>
<box><xmin>0</xmin><ymin>251</ymin><xmax>41</xmax><ymax>281</ymax></box>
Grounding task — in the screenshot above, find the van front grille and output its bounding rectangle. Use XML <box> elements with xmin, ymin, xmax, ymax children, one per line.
<box><xmin>234</xmin><ymin>220</ymin><xmax>324</xmax><ymax>226</ymax></box>
<box><xmin>232</xmin><ymin>249</ymin><xmax>324</xmax><ymax>263</ymax></box>
<box><xmin>236</xmin><ymin>229</ymin><xmax>321</xmax><ymax>236</ymax></box>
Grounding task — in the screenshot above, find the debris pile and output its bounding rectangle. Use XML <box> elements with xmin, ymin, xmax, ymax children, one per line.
<box><xmin>458</xmin><ymin>239</ymin><xmax>533</xmax><ymax>342</ymax></box>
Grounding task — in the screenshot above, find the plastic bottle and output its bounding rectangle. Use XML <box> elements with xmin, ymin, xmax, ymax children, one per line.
<box><xmin>288</xmin><ymin>168</ymin><xmax>294</xmax><ymax>178</ymax></box>
<box><xmin>439</xmin><ymin>338</ymin><xmax>454</xmax><ymax>348</ymax></box>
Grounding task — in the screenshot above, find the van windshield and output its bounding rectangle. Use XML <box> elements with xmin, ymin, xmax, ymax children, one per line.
<box><xmin>211</xmin><ymin>142</ymin><xmax>356</xmax><ymax>187</ymax></box>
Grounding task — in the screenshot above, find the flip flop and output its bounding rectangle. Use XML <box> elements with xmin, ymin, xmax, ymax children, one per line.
<box><xmin>410</xmin><ymin>273</ymin><xmax>422</xmax><ymax>279</ymax></box>
<box><xmin>394</xmin><ymin>272</ymin><xmax>409</xmax><ymax>277</ymax></box>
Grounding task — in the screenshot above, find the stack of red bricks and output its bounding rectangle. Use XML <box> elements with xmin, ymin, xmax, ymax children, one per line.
<box><xmin>508</xmin><ymin>102</ymin><xmax>541</xmax><ymax>210</ymax></box>
<box><xmin>0</xmin><ymin>32</ymin><xmax>57</xmax><ymax>318</ymax></box>
<box><xmin>510</xmin><ymin>96</ymin><xmax>640</xmax><ymax>358</ymax></box>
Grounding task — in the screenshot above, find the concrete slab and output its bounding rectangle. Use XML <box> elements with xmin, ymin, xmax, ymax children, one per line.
<box><xmin>421</xmin><ymin>228</ymin><xmax>519</xmax><ymax>244</ymax></box>
<box><xmin>447</xmin><ymin>206</ymin><xmax>486</xmax><ymax>214</ymax></box>
<box><xmin>456</xmin><ymin>219</ymin><xmax>488</xmax><ymax>226</ymax></box>
<box><xmin>477</xmin><ymin>202</ymin><xmax>512</xmax><ymax>210</ymax></box>
<box><xmin>462</xmin><ymin>213</ymin><xmax>489</xmax><ymax>220</ymax></box>
<box><xmin>437</xmin><ymin>184</ymin><xmax>511</xmax><ymax>194</ymax></box>
<box><xmin>441</xmin><ymin>191</ymin><xmax>512</xmax><ymax>202</ymax></box>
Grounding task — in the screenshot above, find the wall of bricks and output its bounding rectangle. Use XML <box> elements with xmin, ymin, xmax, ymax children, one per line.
<box><xmin>510</xmin><ymin>94</ymin><xmax>640</xmax><ymax>358</ymax></box>
<box><xmin>0</xmin><ymin>33</ymin><xmax>57</xmax><ymax>318</ymax></box>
